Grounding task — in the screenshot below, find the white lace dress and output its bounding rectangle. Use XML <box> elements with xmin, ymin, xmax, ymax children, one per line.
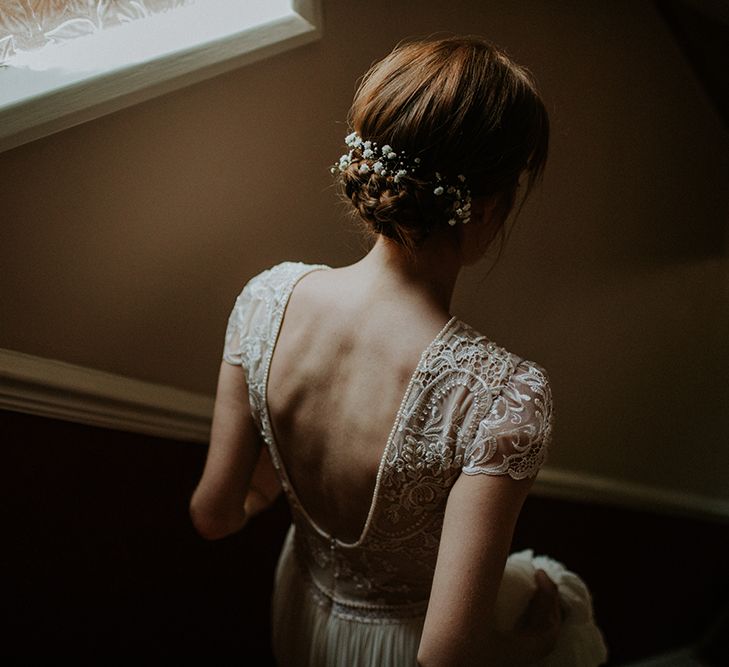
<box><xmin>223</xmin><ymin>262</ymin><xmax>608</xmax><ymax>667</ymax></box>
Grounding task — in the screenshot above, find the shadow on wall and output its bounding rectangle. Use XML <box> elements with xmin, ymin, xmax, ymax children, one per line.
<box><xmin>655</xmin><ymin>0</ymin><xmax>729</xmax><ymax>258</ymax></box>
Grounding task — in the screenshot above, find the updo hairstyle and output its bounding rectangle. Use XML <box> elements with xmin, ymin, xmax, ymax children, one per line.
<box><xmin>337</xmin><ymin>36</ymin><xmax>549</xmax><ymax>250</ymax></box>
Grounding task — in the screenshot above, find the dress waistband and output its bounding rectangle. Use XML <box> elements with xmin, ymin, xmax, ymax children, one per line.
<box><xmin>290</xmin><ymin>527</ymin><xmax>429</xmax><ymax>625</ymax></box>
<box><xmin>304</xmin><ymin>574</ymin><xmax>429</xmax><ymax>624</ymax></box>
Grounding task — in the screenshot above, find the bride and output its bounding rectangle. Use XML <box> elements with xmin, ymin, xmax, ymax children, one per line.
<box><xmin>190</xmin><ymin>36</ymin><xmax>607</xmax><ymax>666</ymax></box>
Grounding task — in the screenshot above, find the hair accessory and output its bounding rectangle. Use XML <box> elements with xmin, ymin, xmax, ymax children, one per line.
<box><xmin>331</xmin><ymin>132</ymin><xmax>472</xmax><ymax>225</ymax></box>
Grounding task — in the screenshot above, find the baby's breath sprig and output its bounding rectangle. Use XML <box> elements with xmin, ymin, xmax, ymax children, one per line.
<box><xmin>331</xmin><ymin>132</ymin><xmax>472</xmax><ymax>226</ymax></box>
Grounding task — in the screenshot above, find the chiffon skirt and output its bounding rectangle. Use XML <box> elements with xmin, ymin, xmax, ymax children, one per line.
<box><xmin>271</xmin><ymin>525</ymin><xmax>608</xmax><ymax>666</ymax></box>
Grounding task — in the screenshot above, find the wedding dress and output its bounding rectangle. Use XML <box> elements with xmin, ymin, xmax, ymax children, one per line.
<box><xmin>223</xmin><ymin>262</ymin><xmax>608</xmax><ymax>666</ymax></box>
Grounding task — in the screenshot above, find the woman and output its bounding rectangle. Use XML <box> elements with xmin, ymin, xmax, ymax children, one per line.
<box><xmin>191</xmin><ymin>36</ymin><xmax>585</xmax><ymax>666</ymax></box>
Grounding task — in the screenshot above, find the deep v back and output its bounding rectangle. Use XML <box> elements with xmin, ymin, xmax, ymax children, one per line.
<box><xmin>264</xmin><ymin>264</ymin><xmax>455</xmax><ymax>545</ymax></box>
<box><xmin>222</xmin><ymin>261</ymin><xmax>552</xmax><ymax>613</ymax></box>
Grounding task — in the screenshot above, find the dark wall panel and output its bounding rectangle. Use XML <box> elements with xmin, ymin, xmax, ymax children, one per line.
<box><xmin>1</xmin><ymin>410</ymin><xmax>289</xmax><ymax>663</ymax></box>
<box><xmin>2</xmin><ymin>409</ymin><xmax>727</xmax><ymax>664</ymax></box>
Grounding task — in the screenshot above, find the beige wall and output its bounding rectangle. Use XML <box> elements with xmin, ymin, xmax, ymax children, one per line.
<box><xmin>1</xmin><ymin>1</ymin><xmax>727</xmax><ymax>501</ymax></box>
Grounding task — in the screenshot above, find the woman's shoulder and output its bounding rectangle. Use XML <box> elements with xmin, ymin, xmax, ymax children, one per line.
<box><xmin>223</xmin><ymin>262</ymin><xmax>330</xmax><ymax>369</ymax></box>
<box><xmin>449</xmin><ymin>318</ymin><xmax>550</xmax><ymax>389</ymax></box>
<box><xmin>233</xmin><ymin>261</ymin><xmax>331</xmax><ymax>303</ymax></box>
<box><xmin>449</xmin><ymin>321</ymin><xmax>553</xmax><ymax>479</ymax></box>
<box><xmin>243</xmin><ymin>261</ymin><xmax>330</xmax><ymax>292</ymax></box>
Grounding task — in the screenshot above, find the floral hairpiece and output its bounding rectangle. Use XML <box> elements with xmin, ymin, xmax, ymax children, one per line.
<box><xmin>331</xmin><ymin>132</ymin><xmax>472</xmax><ymax>226</ymax></box>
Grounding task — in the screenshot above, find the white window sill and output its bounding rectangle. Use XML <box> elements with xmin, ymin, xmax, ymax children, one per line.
<box><xmin>0</xmin><ymin>0</ymin><xmax>322</xmax><ymax>154</ymax></box>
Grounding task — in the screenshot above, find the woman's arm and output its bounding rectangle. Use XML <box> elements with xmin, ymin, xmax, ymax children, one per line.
<box><xmin>244</xmin><ymin>445</ymin><xmax>283</xmax><ymax>520</ymax></box>
<box><xmin>189</xmin><ymin>361</ymin><xmax>264</xmax><ymax>540</ymax></box>
<box><xmin>417</xmin><ymin>472</ymin><xmax>559</xmax><ymax>666</ymax></box>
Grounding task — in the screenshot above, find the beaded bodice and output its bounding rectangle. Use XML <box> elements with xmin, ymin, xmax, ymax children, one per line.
<box><xmin>223</xmin><ymin>262</ymin><xmax>553</xmax><ymax>621</ymax></box>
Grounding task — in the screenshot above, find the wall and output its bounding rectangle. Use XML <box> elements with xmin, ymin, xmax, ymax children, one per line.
<box><xmin>3</xmin><ymin>409</ymin><xmax>727</xmax><ymax>664</ymax></box>
<box><xmin>0</xmin><ymin>2</ymin><xmax>727</xmax><ymax>504</ymax></box>
<box><xmin>1</xmin><ymin>409</ymin><xmax>289</xmax><ymax>662</ymax></box>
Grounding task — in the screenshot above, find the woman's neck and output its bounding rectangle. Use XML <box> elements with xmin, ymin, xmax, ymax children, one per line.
<box><xmin>352</xmin><ymin>232</ymin><xmax>462</xmax><ymax>315</ymax></box>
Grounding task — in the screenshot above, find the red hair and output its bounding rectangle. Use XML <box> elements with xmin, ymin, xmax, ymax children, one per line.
<box><xmin>339</xmin><ymin>36</ymin><xmax>549</xmax><ymax>249</ymax></box>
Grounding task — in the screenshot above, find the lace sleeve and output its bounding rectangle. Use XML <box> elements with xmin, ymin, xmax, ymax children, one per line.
<box><xmin>222</xmin><ymin>269</ymin><xmax>272</xmax><ymax>368</ymax></box>
<box><xmin>462</xmin><ymin>359</ymin><xmax>553</xmax><ymax>480</ymax></box>
<box><xmin>222</xmin><ymin>286</ymin><xmax>250</xmax><ymax>366</ymax></box>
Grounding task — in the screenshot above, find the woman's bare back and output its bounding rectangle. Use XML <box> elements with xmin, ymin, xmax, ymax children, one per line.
<box><xmin>266</xmin><ymin>265</ymin><xmax>450</xmax><ymax>543</ymax></box>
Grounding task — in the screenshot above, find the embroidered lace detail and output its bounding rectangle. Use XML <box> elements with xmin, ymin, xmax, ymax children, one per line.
<box><xmin>462</xmin><ymin>359</ymin><xmax>552</xmax><ymax>479</ymax></box>
<box><xmin>223</xmin><ymin>262</ymin><xmax>554</xmax><ymax>608</ymax></box>
<box><xmin>290</xmin><ymin>527</ymin><xmax>428</xmax><ymax>624</ymax></box>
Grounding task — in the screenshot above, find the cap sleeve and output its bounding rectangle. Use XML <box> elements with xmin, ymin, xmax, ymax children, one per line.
<box><xmin>222</xmin><ymin>262</ymin><xmax>328</xmax><ymax>372</ymax></box>
<box><xmin>462</xmin><ymin>359</ymin><xmax>553</xmax><ymax>480</ymax></box>
<box><xmin>222</xmin><ymin>286</ymin><xmax>251</xmax><ymax>366</ymax></box>
<box><xmin>223</xmin><ymin>271</ymin><xmax>272</xmax><ymax>369</ymax></box>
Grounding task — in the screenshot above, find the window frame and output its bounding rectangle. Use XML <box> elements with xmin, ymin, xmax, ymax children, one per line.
<box><xmin>0</xmin><ymin>0</ymin><xmax>322</xmax><ymax>153</ymax></box>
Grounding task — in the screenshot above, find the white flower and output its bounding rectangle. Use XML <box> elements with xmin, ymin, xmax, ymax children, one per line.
<box><xmin>337</xmin><ymin>153</ymin><xmax>352</xmax><ymax>171</ymax></box>
<box><xmin>337</xmin><ymin>132</ymin><xmax>476</xmax><ymax>227</ymax></box>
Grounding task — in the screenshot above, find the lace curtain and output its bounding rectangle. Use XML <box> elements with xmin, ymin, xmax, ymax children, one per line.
<box><xmin>0</xmin><ymin>0</ymin><xmax>192</xmax><ymax>63</ymax></box>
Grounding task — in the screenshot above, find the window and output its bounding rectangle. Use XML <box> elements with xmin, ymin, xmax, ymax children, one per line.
<box><xmin>0</xmin><ymin>0</ymin><xmax>322</xmax><ymax>153</ymax></box>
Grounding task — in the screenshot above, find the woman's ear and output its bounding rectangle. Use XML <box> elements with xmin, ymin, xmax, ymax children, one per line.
<box><xmin>468</xmin><ymin>196</ymin><xmax>495</xmax><ymax>225</ymax></box>
<box><xmin>456</xmin><ymin>196</ymin><xmax>503</xmax><ymax>262</ymax></box>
